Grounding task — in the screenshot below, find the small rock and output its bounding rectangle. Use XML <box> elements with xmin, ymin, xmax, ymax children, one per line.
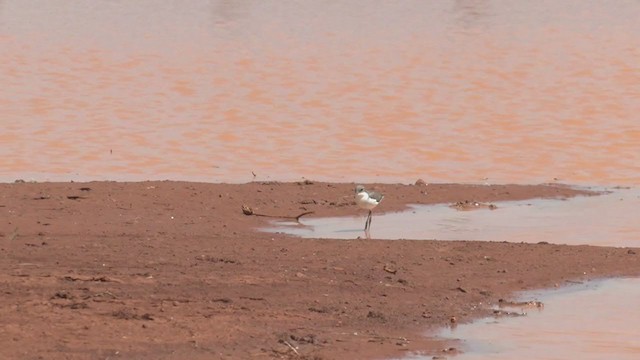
<box><xmin>51</xmin><ymin>291</ymin><xmax>71</xmax><ymax>299</ymax></box>
<box><xmin>241</xmin><ymin>205</ymin><xmax>253</xmax><ymax>215</ymax></box>
<box><xmin>367</xmin><ymin>311</ymin><xmax>386</xmax><ymax>321</ymax></box>
<box><xmin>383</xmin><ymin>264</ymin><xmax>397</xmax><ymax>274</ymax></box>
<box><xmin>628</xmin><ymin>249</ymin><xmax>637</xmax><ymax>255</ymax></box>
<box><xmin>415</xmin><ymin>179</ymin><xmax>427</xmax><ymax>186</ymax></box>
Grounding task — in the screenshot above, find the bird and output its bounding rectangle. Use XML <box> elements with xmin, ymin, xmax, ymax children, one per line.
<box><xmin>354</xmin><ymin>185</ymin><xmax>384</xmax><ymax>233</ymax></box>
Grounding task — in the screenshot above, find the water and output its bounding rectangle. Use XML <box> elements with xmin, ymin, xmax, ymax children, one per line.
<box><xmin>264</xmin><ymin>188</ymin><xmax>640</xmax><ymax>247</ymax></box>
<box><xmin>266</xmin><ymin>189</ymin><xmax>640</xmax><ymax>359</ymax></box>
<box><xmin>1</xmin><ymin>0</ymin><xmax>639</xmax><ymax>184</ymax></box>
<box><xmin>3</xmin><ymin>2</ymin><xmax>639</xmax><ymax>358</ymax></box>
<box><xmin>426</xmin><ymin>278</ymin><xmax>640</xmax><ymax>360</ymax></box>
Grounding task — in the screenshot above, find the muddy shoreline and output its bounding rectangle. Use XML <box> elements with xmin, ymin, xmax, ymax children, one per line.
<box><xmin>1</xmin><ymin>181</ymin><xmax>638</xmax><ymax>359</ymax></box>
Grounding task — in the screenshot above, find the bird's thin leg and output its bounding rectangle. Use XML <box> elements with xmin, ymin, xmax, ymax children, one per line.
<box><xmin>364</xmin><ymin>211</ymin><xmax>371</xmax><ymax>238</ymax></box>
<box><xmin>363</xmin><ymin>210</ymin><xmax>371</xmax><ymax>231</ymax></box>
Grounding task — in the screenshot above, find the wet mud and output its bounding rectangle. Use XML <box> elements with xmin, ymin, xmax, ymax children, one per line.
<box><xmin>1</xmin><ymin>181</ymin><xmax>639</xmax><ymax>359</ymax></box>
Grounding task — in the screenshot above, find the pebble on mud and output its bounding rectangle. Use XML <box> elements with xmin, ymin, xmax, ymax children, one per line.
<box><xmin>367</xmin><ymin>311</ymin><xmax>386</xmax><ymax>321</ymax></box>
<box><xmin>241</xmin><ymin>205</ymin><xmax>253</xmax><ymax>215</ymax></box>
<box><xmin>383</xmin><ymin>264</ymin><xmax>397</xmax><ymax>274</ymax></box>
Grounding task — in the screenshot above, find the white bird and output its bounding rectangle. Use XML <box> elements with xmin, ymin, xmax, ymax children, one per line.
<box><xmin>354</xmin><ymin>185</ymin><xmax>384</xmax><ymax>233</ymax></box>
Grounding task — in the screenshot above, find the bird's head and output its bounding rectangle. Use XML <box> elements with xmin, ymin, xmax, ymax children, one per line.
<box><xmin>355</xmin><ymin>185</ymin><xmax>365</xmax><ymax>194</ymax></box>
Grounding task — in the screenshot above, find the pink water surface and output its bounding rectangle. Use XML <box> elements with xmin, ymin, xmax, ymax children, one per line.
<box><xmin>1</xmin><ymin>0</ymin><xmax>639</xmax><ymax>184</ymax></box>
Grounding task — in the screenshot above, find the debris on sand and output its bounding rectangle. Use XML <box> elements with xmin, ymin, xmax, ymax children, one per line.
<box><xmin>383</xmin><ymin>264</ymin><xmax>397</xmax><ymax>274</ymax></box>
<box><xmin>112</xmin><ymin>309</ymin><xmax>154</xmax><ymax>321</ymax></box>
<box><xmin>450</xmin><ymin>200</ymin><xmax>497</xmax><ymax>211</ymax></box>
<box><xmin>241</xmin><ymin>204</ymin><xmax>313</xmax><ymax>221</ymax></box>
<box><xmin>498</xmin><ymin>298</ymin><xmax>544</xmax><ymax>308</ymax></box>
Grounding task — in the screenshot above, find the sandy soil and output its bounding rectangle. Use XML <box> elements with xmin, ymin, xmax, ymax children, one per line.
<box><xmin>1</xmin><ymin>181</ymin><xmax>638</xmax><ymax>359</ymax></box>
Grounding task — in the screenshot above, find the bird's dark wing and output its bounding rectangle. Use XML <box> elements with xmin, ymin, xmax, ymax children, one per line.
<box><xmin>368</xmin><ymin>191</ymin><xmax>384</xmax><ymax>202</ymax></box>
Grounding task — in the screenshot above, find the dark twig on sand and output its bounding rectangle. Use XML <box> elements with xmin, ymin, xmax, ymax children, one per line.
<box><xmin>241</xmin><ymin>204</ymin><xmax>313</xmax><ymax>222</ymax></box>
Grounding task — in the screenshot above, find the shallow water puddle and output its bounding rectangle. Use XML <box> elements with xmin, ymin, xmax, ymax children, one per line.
<box><xmin>265</xmin><ymin>190</ymin><xmax>640</xmax><ymax>359</ymax></box>
<box><xmin>263</xmin><ymin>188</ymin><xmax>640</xmax><ymax>247</ymax></box>
<box><xmin>399</xmin><ymin>278</ymin><xmax>640</xmax><ymax>360</ymax></box>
